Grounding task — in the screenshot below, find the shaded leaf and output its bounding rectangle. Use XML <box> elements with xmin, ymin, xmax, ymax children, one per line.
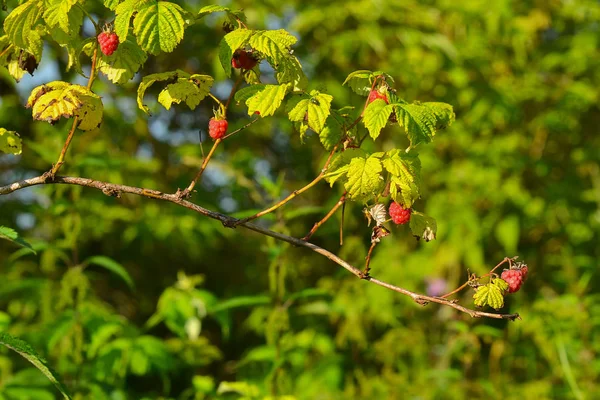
<box><xmin>84</xmin><ymin>255</ymin><xmax>135</xmax><ymax>290</ymax></box>
<box><xmin>0</xmin><ymin>226</ymin><xmax>35</xmax><ymax>253</ymax></box>
<box><xmin>409</xmin><ymin>211</ymin><xmax>437</xmax><ymax>241</ymax></box>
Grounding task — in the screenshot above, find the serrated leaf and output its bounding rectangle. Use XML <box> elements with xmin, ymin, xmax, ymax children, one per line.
<box><xmin>342</xmin><ymin>70</ymin><xmax>373</xmax><ymax>95</ymax></box>
<box><xmin>157</xmin><ymin>74</ymin><xmax>214</xmax><ymax>110</ymax></box>
<box><xmin>26</xmin><ymin>81</ymin><xmax>104</xmax><ymax>131</ymax></box>
<box><xmin>84</xmin><ymin>255</ymin><xmax>135</xmax><ymax>290</ymax></box>
<box><xmin>249</xmin><ymin>29</ymin><xmax>306</xmax><ymax>88</ymax></box>
<box><xmin>493</xmin><ymin>278</ymin><xmax>509</xmax><ymax>293</ymax></box>
<box><xmin>1</xmin><ymin>35</ymin><xmax>26</xmax><ymax>81</ymax></box>
<box><xmin>197</xmin><ymin>5</ymin><xmax>245</xmax><ymax>20</ymax></box>
<box><xmin>393</xmin><ymin>102</ymin><xmax>455</xmax><ymax>147</ymax></box>
<box><xmin>344</xmin><ymin>154</ymin><xmax>385</xmax><ymax>202</ymax></box>
<box><xmin>323</xmin><ymin>148</ymin><xmax>366</xmax><ymax>186</ymax></box>
<box><xmin>286</xmin><ymin>90</ymin><xmax>333</xmax><ymax>133</ymax></box>
<box><xmin>364</xmin><ymin>99</ymin><xmax>394</xmax><ymax>140</ymax></box>
<box><xmin>218</xmin><ymin>29</ymin><xmax>254</xmax><ymax>77</ymax></box>
<box><xmin>409</xmin><ymin>211</ymin><xmax>437</xmax><ymax>242</ymax></box>
<box><xmin>234</xmin><ymin>84</ymin><xmax>265</xmax><ymax>104</ymax></box>
<box><xmin>0</xmin><ymin>226</ymin><xmax>35</xmax><ymax>253</ymax></box>
<box><xmin>319</xmin><ymin>114</ymin><xmax>344</xmax><ymax>151</ymax></box>
<box><xmin>43</xmin><ymin>0</ymin><xmax>77</xmax><ymax>33</ymax></box>
<box><xmin>104</xmin><ymin>0</ymin><xmax>120</xmax><ymax>10</ymax></box>
<box><xmin>382</xmin><ymin>149</ymin><xmax>422</xmax><ymax>207</ymax></box>
<box><xmin>473</xmin><ymin>281</ymin><xmax>506</xmax><ymax>310</ymax></box>
<box><xmin>0</xmin><ymin>332</ymin><xmax>71</xmax><ymax>399</ymax></box>
<box><xmin>95</xmin><ymin>35</ymin><xmax>148</xmax><ymax>84</ymax></box>
<box><xmin>116</xmin><ymin>0</ymin><xmax>186</xmax><ymax>55</ymax></box>
<box><xmin>0</xmin><ymin>128</ymin><xmax>22</xmax><ymax>155</ymax></box>
<box><xmin>137</xmin><ymin>70</ymin><xmax>188</xmax><ymax>113</ymax></box>
<box><xmin>244</xmin><ymin>83</ymin><xmax>291</xmax><ymax>117</ymax></box>
<box><xmin>3</xmin><ymin>0</ymin><xmax>44</xmax><ymax>61</ymax></box>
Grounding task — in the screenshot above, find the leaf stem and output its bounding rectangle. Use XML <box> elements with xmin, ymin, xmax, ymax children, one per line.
<box><xmin>440</xmin><ymin>257</ymin><xmax>512</xmax><ymax>299</ymax></box>
<box><xmin>50</xmin><ymin>47</ymin><xmax>99</xmax><ymax>177</ymax></box>
<box><xmin>0</xmin><ymin>44</ymin><xmax>13</xmax><ymax>59</ymax></box>
<box><xmin>77</xmin><ymin>3</ymin><xmax>100</xmax><ymax>33</ymax></box>
<box><xmin>222</xmin><ymin>117</ymin><xmax>259</xmax><ymax>140</ymax></box>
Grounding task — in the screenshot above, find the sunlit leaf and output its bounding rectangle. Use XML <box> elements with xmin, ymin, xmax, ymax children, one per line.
<box><xmin>0</xmin><ymin>128</ymin><xmax>22</xmax><ymax>155</ymax></box>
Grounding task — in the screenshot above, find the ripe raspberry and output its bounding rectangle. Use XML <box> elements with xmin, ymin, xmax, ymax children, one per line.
<box><xmin>208</xmin><ymin>118</ymin><xmax>228</xmax><ymax>140</ymax></box>
<box><xmin>501</xmin><ymin>269</ymin><xmax>524</xmax><ymax>293</ymax></box>
<box><xmin>98</xmin><ymin>32</ymin><xmax>119</xmax><ymax>56</ymax></box>
<box><xmin>389</xmin><ymin>202</ymin><xmax>411</xmax><ymax>225</ymax></box>
<box><xmin>519</xmin><ymin>265</ymin><xmax>528</xmax><ymax>280</ymax></box>
<box><xmin>368</xmin><ymin>88</ymin><xmax>388</xmax><ymax>104</ymax></box>
<box><xmin>231</xmin><ymin>50</ymin><xmax>258</xmax><ymax>70</ymax></box>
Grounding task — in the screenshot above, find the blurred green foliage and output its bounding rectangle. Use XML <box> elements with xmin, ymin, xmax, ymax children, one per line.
<box><xmin>1</xmin><ymin>0</ymin><xmax>599</xmax><ymax>399</ymax></box>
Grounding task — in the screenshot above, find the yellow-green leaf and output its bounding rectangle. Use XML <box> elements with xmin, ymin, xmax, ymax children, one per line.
<box><xmin>43</xmin><ymin>0</ymin><xmax>78</xmax><ymax>33</ymax></box>
<box><xmin>286</xmin><ymin>90</ymin><xmax>333</xmax><ymax>133</ymax></box>
<box><xmin>342</xmin><ymin>70</ymin><xmax>373</xmax><ymax>95</ymax></box>
<box><xmin>363</xmin><ymin>99</ymin><xmax>394</xmax><ymax>140</ymax></box>
<box><xmin>0</xmin><ymin>128</ymin><xmax>22</xmax><ymax>155</ymax></box>
<box><xmin>26</xmin><ymin>81</ymin><xmax>104</xmax><ymax>131</ymax></box>
<box><xmin>344</xmin><ymin>153</ymin><xmax>385</xmax><ymax>202</ymax></box>
<box><xmin>473</xmin><ymin>281</ymin><xmax>506</xmax><ymax>310</ymax></box>
<box><xmin>393</xmin><ymin>102</ymin><xmax>455</xmax><ymax>147</ymax></box>
<box><xmin>3</xmin><ymin>0</ymin><xmax>44</xmax><ymax>61</ymax></box>
<box><xmin>244</xmin><ymin>84</ymin><xmax>291</xmax><ymax>117</ymax></box>
<box><xmin>157</xmin><ymin>74</ymin><xmax>214</xmax><ymax>110</ymax></box>
<box><xmin>218</xmin><ymin>29</ymin><xmax>254</xmax><ymax>77</ymax></box>
<box><xmin>382</xmin><ymin>149</ymin><xmax>422</xmax><ymax>207</ymax></box>
<box><xmin>96</xmin><ymin>35</ymin><xmax>148</xmax><ymax>84</ymax></box>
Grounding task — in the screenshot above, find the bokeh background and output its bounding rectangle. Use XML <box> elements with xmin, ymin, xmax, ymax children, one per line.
<box><xmin>1</xmin><ymin>0</ymin><xmax>600</xmax><ymax>399</ymax></box>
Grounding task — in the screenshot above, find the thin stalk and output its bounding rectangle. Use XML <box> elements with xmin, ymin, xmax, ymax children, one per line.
<box><xmin>303</xmin><ymin>193</ymin><xmax>346</xmax><ymax>241</ymax></box>
<box><xmin>183</xmin><ymin>138</ymin><xmax>222</xmax><ymax>195</ymax></box>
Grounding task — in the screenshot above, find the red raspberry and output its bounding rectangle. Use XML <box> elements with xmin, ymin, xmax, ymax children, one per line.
<box><xmin>231</xmin><ymin>50</ymin><xmax>258</xmax><ymax>70</ymax></box>
<box><xmin>208</xmin><ymin>118</ymin><xmax>228</xmax><ymax>140</ymax></box>
<box><xmin>389</xmin><ymin>202</ymin><xmax>411</xmax><ymax>225</ymax></box>
<box><xmin>519</xmin><ymin>265</ymin><xmax>528</xmax><ymax>280</ymax></box>
<box><xmin>368</xmin><ymin>88</ymin><xmax>388</xmax><ymax>104</ymax></box>
<box><xmin>501</xmin><ymin>269</ymin><xmax>524</xmax><ymax>293</ymax></box>
<box><xmin>98</xmin><ymin>32</ymin><xmax>119</xmax><ymax>56</ymax></box>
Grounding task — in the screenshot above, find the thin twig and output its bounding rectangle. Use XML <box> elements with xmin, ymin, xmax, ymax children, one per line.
<box><xmin>50</xmin><ymin>47</ymin><xmax>99</xmax><ymax>177</ymax></box>
<box><xmin>363</xmin><ymin>242</ymin><xmax>377</xmax><ymax>277</ymax></box>
<box><xmin>77</xmin><ymin>3</ymin><xmax>100</xmax><ymax>33</ymax></box>
<box><xmin>302</xmin><ymin>193</ymin><xmax>346</xmax><ymax>241</ymax></box>
<box><xmin>235</xmin><ymin>144</ymin><xmax>340</xmax><ymax>225</ymax></box>
<box><xmin>0</xmin><ymin>175</ymin><xmax>520</xmax><ymax>321</ymax></box>
<box><xmin>222</xmin><ymin>117</ymin><xmax>259</xmax><ymax>140</ymax></box>
<box><xmin>225</xmin><ymin>74</ymin><xmax>244</xmax><ymax>111</ymax></box>
<box><xmin>0</xmin><ymin>44</ymin><xmax>13</xmax><ymax>59</ymax></box>
<box><xmin>180</xmin><ymin>138</ymin><xmax>222</xmax><ymax>197</ymax></box>
<box><xmin>440</xmin><ymin>257</ymin><xmax>512</xmax><ymax>299</ymax></box>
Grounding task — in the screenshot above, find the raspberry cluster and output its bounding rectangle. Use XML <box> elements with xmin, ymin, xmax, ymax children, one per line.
<box><xmin>98</xmin><ymin>32</ymin><xmax>119</xmax><ymax>56</ymax></box>
<box><xmin>500</xmin><ymin>266</ymin><xmax>528</xmax><ymax>293</ymax></box>
<box><xmin>368</xmin><ymin>88</ymin><xmax>388</xmax><ymax>104</ymax></box>
<box><xmin>231</xmin><ymin>49</ymin><xmax>258</xmax><ymax>70</ymax></box>
<box><xmin>389</xmin><ymin>202</ymin><xmax>411</xmax><ymax>225</ymax></box>
<box><xmin>208</xmin><ymin>118</ymin><xmax>228</xmax><ymax>140</ymax></box>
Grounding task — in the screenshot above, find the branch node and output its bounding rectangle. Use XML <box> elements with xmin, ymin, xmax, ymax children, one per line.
<box><xmin>176</xmin><ymin>188</ymin><xmax>192</xmax><ymax>200</ymax></box>
<box><xmin>222</xmin><ymin>218</ymin><xmax>240</xmax><ymax>229</ymax></box>
<box><xmin>414</xmin><ymin>296</ymin><xmax>430</xmax><ymax>306</ymax></box>
<box><xmin>101</xmin><ymin>186</ymin><xmax>121</xmax><ymax>198</ymax></box>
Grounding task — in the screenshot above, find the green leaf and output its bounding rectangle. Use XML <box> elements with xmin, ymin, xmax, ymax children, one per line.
<box><xmin>0</xmin><ymin>128</ymin><xmax>22</xmax><ymax>155</ymax></box>
<box><xmin>84</xmin><ymin>255</ymin><xmax>135</xmax><ymax>290</ymax></box>
<box><xmin>493</xmin><ymin>277</ymin><xmax>509</xmax><ymax>293</ymax></box>
<box><xmin>137</xmin><ymin>69</ymin><xmax>204</xmax><ymax>114</ymax></box>
<box><xmin>95</xmin><ymin>35</ymin><xmax>148</xmax><ymax>84</ymax></box>
<box><xmin>157</xmin><ymin>74</ymin><xmax>214</xmax><ymax>110</ymax></box>
<box><xmin>319</xmin><ymin>108</ymin><xmax>354</xmax><ymax>151</ymax></box>
<box><xmin>323</xmin><ymin>148</ymin><xmax>366</xmax><ymax>186</ymax></box>
<box><xmin>197</xmin><ymin>5</ymin><xmax>246</xmax><ymax>21</ymax></box>
<box><xmin>409</xmin><ymin>211</ymin><xmax>437</xmax><ymax>242</ymax></box>
<box><xmin>0</xmin><ymin>332</ymin><xmax>72</xmax><ymax>399</ymax></box>
<box><xmin>3</xmin><ymin>0</ymin><xmax>44</xmax><ymax>61</ymax></box>
<box><xmin>0</xmin><ymin>35</ymin><xmax>26</xmax><ymax>81</ymax></box>
<box><xmin>242</xmin><ymin>83</ymin><xmax>291</xmax><ymax>117</ymax></box>
<box><xmin>103</xmin><ymin>0</ymin><xmax>120</xmax><ymax>10</ymax></box>
<box><xmin>344</xmin><ymin>153</ymin><xmax>385</xmax><ymax>202</ymax></box>
<box><xmin>363</xmin><ymin>99</ymin><xmax>394</xmax><ymax>140</ymax></box>
<box><xmin>43</xmin><ymin>0</ymin><xmax>77</xmax><ymax>33</ymax></box>
<box><xmin>0</xmin><ymin>226</ymin><xmax>35</xmax><ymax>253</ymax></box>
<box><xmin>116</xmin><ymin>0</ymin><xmax>186</xmax><ymax>55</ymax></box>
<box><xmin>218</xmin><ymin>28</ymin><xmax>254</xmax><ymax>77</ymax></box>
<box><xmin>382</xmin><ymin>149</ymin><xmax>422</xmax><ymax>207</ymax></box>
<box><xmin>217</xmin><ymin>381</ymin><xmax>260</xmax><ymax>397</ymax></box>
<box><xmin>249</xmin><ymin>30</ymin><xmax>306</xmax><ymax>88</ymax></box>
<box><xmin>473</xmin><ymin>280</ymin><xmax>506</xmax><ymax>310</ymax></box>
<box><xmin>342</xmin><ymin>70</ymin><xmax>373</xmax><ymax>95</ymax></box>
<box><xmin>26</xmin><ymin>81</ymin><xmax>104</xmax><ymax>131</ymax></box>
<box><xmin>393</xmin><ymin>101</ymin><xmax>455</xmax><ymax>147</ymax></box>
<box><xmin>286</xmin><ymin>90</ymin><xmax>333</xmax><ymax>133</ymax></box>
